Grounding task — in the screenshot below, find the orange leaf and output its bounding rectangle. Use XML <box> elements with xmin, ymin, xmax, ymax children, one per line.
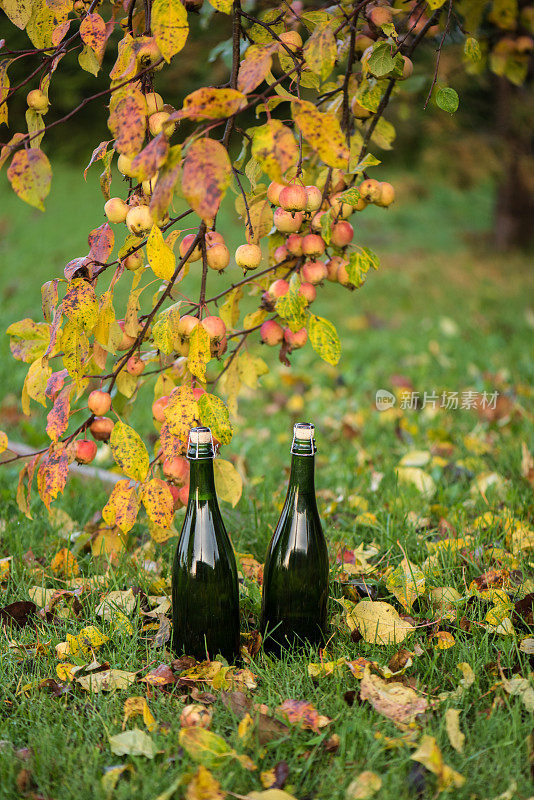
<box><xmin>149</xmin><ymin>145</ymin><xmax>182</xmax><ymax>223</ymax></box>
<box><xmin>131</xmin><ymin>134</ymin><xmax>169</xmax><ymax>182</ymax></box>
<box><xmin>237</xmin><ymin>44</ymin><xmax>276</xmax><ymax>94</ymax></box>
<box><xmin>50</xmin><ymin>547</ymin><xmax>79</xmax><ymax>578</ymax></box>
<box><xmin>277</xmin><ymin>699</ymin><xmax>331</xmax><ymax>732</ymax></box>
<box><xmin>46</xmin><ymin>383</ymin><xmax>72</xmax><ymax>442</ymax></box>
<box><xmin>79</xmin><ymin>12</ymin><xmax>107</xmax><ymax>57</ymax></box>
<box><xmin>182</xmin><ymin>139</ymin><xmax>231</xmax><ymax>222</ymax></box>
<box><xmin>88</xmin><ymin>222</ymin><xmax>114</xmax><ymax>264</ymax></box>
<box><xmin>108</xmin><ymin>93</ymin><xmax>146</xmax><ymax>157</ymax></box>
<box><xmin>37</xmin><ymin>445</ymin><xmax>71</xmax><ymax>510</ymax></box>
<box><xmin>180</xmin><ymin>87</ymin><xmax>247</xmax><ymax>120</ymax></box>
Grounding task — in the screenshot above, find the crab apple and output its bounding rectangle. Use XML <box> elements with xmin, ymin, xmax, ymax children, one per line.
<box><xmin>168</xmin><ymin>483</ymin><xmax>182</xmax><ymax>510</ymax></box>
<box><xmin>279</xmin><ymin>30</ymin><xmax>302</xmax><ymax>51</ymax></box>
<box><xmin>90</xmin><ymin>417</ymin><xmax>114</xmax><ymax>441</ymax></box>
<box><xmin>274</xmin><ymin>244</ymin><xmax>290</xmax><ymax>263</ymax></box>
<box><xmin>126</xmin><ymin>354</ymin><xmax>145</xmax><ymax>376</ymax></box>
<box><xmin>201</xmin><ymin>315</ymin><xmax>226</xmax><ymax>342</ymax></box>
<box><xmin>274</xmin><ymin>208</ymin><xmax>303</xmax><ymax>233</ymax></box>
<box><xmin>375</xmin><ymin>181</ymin><xmax>395</xmax><ymax>208</ymax></box>
<box><xmin>301</xmin><ymin>260</ymin><xmax>327</xmax><ymax>285</ymax></box>
<box><xmin>330</xmin><ymin>169</ymin><xmax>347</xmax><ymax>194</ymax></box>
<box><xmin>104</xmin><ymin>197</ymin><xmax>129</xmax><ymax>225</ymax></box>
<box><xmin>149</xmin><ymin>111</ymin><xmax>175</xmax><ymax>137</ymax></box>
<box><xmin>26</xmin><ymin>89</ymin><xmax>49</xmax><ymax>113</ymax></box>
<box><xmin>207</xmin><ymin>243</ymin><xmax>230</xmax><ymax>271</ymax></box>
<box><xmin>179</xmin><ymin>233</ymin><xmax>202</xmax><ymax>262</ymax></box>
<box><xmin>284</xmin><ymin>326</ymin><xmax>308</xmax><ymax>349</ymax></box>
<box><xmin>123</xmin><ymin>251</ymin><xmax>143</xmax><ymax>271</ymax></box>
<box><xmin>304</xmin><ymin>185</ymin><xmax>322</xmax><ymax>213</ymax></box>
<box><xmin>359</xmin><ymin>178</ymin><xmax>382</xmax><ymax>203</ymax></box>
<box><xmin>351</xmin><ymin>98</ymin><xmax>372</xmax><ymax>120</ymax></box>
<box><xmin>330</xmin><ymin>193</ymin><xmax>353</xmax><ymax>219</ymax></box>
<box><xmin>267</xmin><ymin>181</ymin><xmax>285</xmax><ymax>206</ymax></box>
<box><xmin>126</xmin><ymin>205</ymin><xmax>153</xmax><ymax>235</ymax></box>
<box><xmin>205</xmin><ymin>230</ymin><xmax>225</xmax><ymax>247</ymax></box>
<box><xmin>137</xmin><ymin>39</ymin><xmax>163</xmax><ymax>69</ymax></box>
<box><xmin>354</xmin><ymin>33</ymin><xmax>375</xmax><ymax>52</ymax></box>
<box><xmin>152</xmin><ymin>395</ymin><xmax>169</xmax><ymax>422</ymax></box>
<box><xmin>191</xmin><ymin>387</ymin><xmax>206</xmax><ymax>401</ymax></box>
<box><xmin>310</xmin><ymin>211</ymin><xmax>327</xmax><ymax>231</ymax></box>
<box><xmin>285</xmin><ymin>234</ymin><xmax>303</xmax><ymax>257</ymax></box>
<box><xmin>299</xmin><ymin>282</ymin><xmax>317</xmax><ymax>303</ymax></box>
<box><xmin>330</xmin><ymin>221</ymin><xmax>354</xmax><ymax>248</ymax></box>
<box><xmin>368</xmin><ymin>5</ymin><xmax>393</xmax><ymax>27</ymax></box>
<box><xmin>261</xmin><ymin>319</ymin><xmax>284</xmax><ymax>346</ymax></box>
<box><xmin>301</xmin><ymin>233</ymin><xmax>326</xmax><ymax>258</ymax></box>
<box><xmin>269</xmin><ymin>279</ymin><xmax>290</xmax><ymax>298</ymax></box>
<box><xmin>180</xmin><ymin>703</ymin><xmax>212</xmax><ymax>729</ymax></box>
<box><xmin>325</xmin><ymin>256</ymin><xmax>345</xmax><ymax>282</ymax></box>
<box><xmin>400</xmin><ymin>56</ymin><xmax>413</xmax><ymax>79</ymax></box>
<box><xmin>177</xmin><ymin>484</ymin><xmax>190</xmax><ymax>506</ymax></box>
<box><xmin>235</xmin><ymin>243</ymin><xmax>262</xmax><ymax>271</ymax></box>
<box><xmin>117</xmin><ymin>154</ymin><xmax>135</xmax><ymax>177</ymax></box>
<box><xmin>117</xmin><ymin>320</ymin><xmax>137</xmax><ymax>351</ymax></box>
<box><xmin>279</xmin><ymin>184</ymin><xmax>308</xmax><ymax>213</ymax></box>
<box><xmin>142</xmin><ymin>174</ymin><xmax>158</xmax><ymax>196</ymax></box>
<box><xmin>163</xmin><ymin>455</ymin><xmax>189</xmax><ymax>484</ymax></box>
<box><xmin>75</xmin><ymin>439</ymin><xmax>97</xmax><ymax>465</ymax></box>
<box><xmin>353</xmin><ymin>196</ymin><xmax>368</xmax><ymax>212</ymax></box>
<box><xmin>145</xmin><ymin>91</ymin><xmax>163</xmax><ymax>116</ymax></box>
<box><xmin>88</xmin><ymin>390</ymin><xmax>112</xmax><ymax>415</ymax></box>
<box><xmin>177</xmin><ymin>314</ymin><xmax>199</xmax><ymax>337</ymax></box>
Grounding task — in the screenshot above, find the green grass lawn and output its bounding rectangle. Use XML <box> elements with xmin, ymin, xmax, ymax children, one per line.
<box><xmin>0</xmin><ymin>163</ymin><xmax>533</xmax><ymax>800</ymax></box>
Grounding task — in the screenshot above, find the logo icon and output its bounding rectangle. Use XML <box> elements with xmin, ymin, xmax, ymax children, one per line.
<box><xmin>375</xmin><ymin>389</ymin><xmax>395</xmax><ymax>412</ymax></box>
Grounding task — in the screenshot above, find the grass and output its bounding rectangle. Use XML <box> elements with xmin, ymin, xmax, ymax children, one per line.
<box><xmin>0</xmin><ymin>162</ymin><xmax>533</xmax><ymax>800</ymax></box>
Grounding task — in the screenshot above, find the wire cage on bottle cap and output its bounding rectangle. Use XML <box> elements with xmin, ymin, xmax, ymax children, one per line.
<box><xmin>291</xmin><ymin>422</ymin><xmax>317</xmax><ymax>454</ymax></box>
<box><xmin>188</xmin><ymin>426</ymin><xmax>214</xmax><ymax>459</ymax></box>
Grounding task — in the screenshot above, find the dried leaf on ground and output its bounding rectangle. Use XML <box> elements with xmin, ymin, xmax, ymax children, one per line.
<box><xmin>410</xmin><ymin>735</ymin><xmax>465</xmax><ymax>790</ymax></box>
<box><xmin>108</xmin><ymin>728</ymin><xmax>157</xmax><ymax>758</ymax></box>
<box><xmin>360</xmin><ymin>668</ymin><xmax>428</xmax><ymax>727</ymax></box>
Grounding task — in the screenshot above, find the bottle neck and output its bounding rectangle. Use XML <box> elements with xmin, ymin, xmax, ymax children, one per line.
<box><xmin>287</xmin><ymin>451</ymin><xmax>316</xmax><ymax>494</ymax></box>
<box><xmin>188</xmin><ymin>454</ymin><xmax>216</xmax><ymax>500</ymax></box>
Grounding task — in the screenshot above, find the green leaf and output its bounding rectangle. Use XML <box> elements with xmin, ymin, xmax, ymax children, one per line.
<box><xmin>367</xmin><ymin>43</ymin><xmax>398</xmax><ymax>78</ymax></box>
<box><xmin>275</xmin><ymin>273</ymin><xmax>308</xmax><ymax>332</ymax></box>
<box><xmin>108</xmin><ymin>729</ymin><xmax>157</xmax><ymax>759</ymax></box>
<box><xmin>308</xmin><ymin>315</ymin><xmax>341</xmax><ymax>366</ymax></box>
<box><xmin>198</xmin><ymin>393</ymin><xmax>233</xmax><ymax>445</ymax></box>
<box><xmin>435</xmin><ymin>87</ymin><xmax>459</xmax><ymax>113</ymax></box>
<box><xmin>464</xmin><ymin>37</ymin><xmax>482</xmax><ymax>63</ymax></box>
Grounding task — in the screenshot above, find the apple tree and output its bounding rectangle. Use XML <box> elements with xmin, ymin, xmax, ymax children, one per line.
<box><xmin>0</xmin><ymin>0</ymin><xmax>531</xmax><ymax>534</ymax></box>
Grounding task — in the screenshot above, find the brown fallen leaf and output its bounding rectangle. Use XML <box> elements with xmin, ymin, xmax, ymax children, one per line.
<box><xmin>0</xmin><ymin>601</ymin><xmax>37</xmax><ymax>628</ymax></box>
<box><xmin>140</xmin><ymin>663</ymin><xmax>176</xmax><ymax>686</ymax></box>
<box><xmin>360</xmin><ymin>668</ymin><xmax>428</xmax><ymax>728</ymax></box>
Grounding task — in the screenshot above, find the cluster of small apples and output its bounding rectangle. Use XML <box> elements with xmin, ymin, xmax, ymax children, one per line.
<box><xmin>257</xmin><ymin>174</ymin><xmax>394</xmax><ymax>354</ymax></box>
<box><xmin>74</xmin><ymin>390</ymin><xmax>115</xmax><ymax>465</ymax></box>
<box><xmin>171</xmin><ymin>312</ymin><xmax>228</xmax><ymax>358</ymax></box>
<box><xmin>176</xmin><ymin>229</ymin><xmax>263</xmax><ymax>276</ymax></box>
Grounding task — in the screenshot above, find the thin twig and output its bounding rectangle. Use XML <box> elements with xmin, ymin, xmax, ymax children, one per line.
<box><xmin>423</xmin><ymin>0</ymin><xmax>453</xmax><ymax>109</ymax></box>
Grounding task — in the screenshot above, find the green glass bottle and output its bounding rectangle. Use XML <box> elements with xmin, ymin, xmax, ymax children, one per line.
<box><xmin>172</xmin><ymin>426</ymin><xmax>240</xmax><ymax>663</ymax></box>
<box><xmin>261</xmin><ymin>422</ymin><xmax>329</xmax><ymax>652</ymax></box>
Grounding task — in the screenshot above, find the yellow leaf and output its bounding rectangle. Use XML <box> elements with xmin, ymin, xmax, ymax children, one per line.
<box><xmin>411</xmin><ymin>735</ymin><xmax>465</xmax><ymax>790</ymax></box>
<box><xmin>0</xmin><ymin>431</ymin><xmax>9</xmax><ymax>454</ymax></box>
<box><xmin>303</xmin><ymin>22</ymin><xmax>337</xmax><ymax>82</ymax></box>
<box><xmin>78</xmin><ymin>668</ymin><xmax>137</xmax><ymax>693</ymax></box>
<box><xmin>444</xmin><ymin>708</ymin><xmax>465</xmax><ymax>753</ymax></box>
<box><xmin>7</xmin><ymin>147</ymin><xmax>52</xmax><ymax>211</ymax></box>
<box><xmin>213</xmin><ymin>458</ymin><xmax>242</xmax><ymax>507</ymax></box>
<box><xmin>346</xmin><ymin>770</ymin><xmax>382</xmax><ymax>799</ymax></box>
<box><xmin>348</xmin><ymin>600</ymin><xmax>414</xmax><ymax>645</ymax></box>
<box><xmin>110</xmin><ymin>421</ymin><xmax>149</xmax><ymax>482</ymax></box>
<box><xmin>152</xmin><ymin>0</ymin><xmax>188</xmax><ymax>61</ymax></box>
<box><xmin>395</xmin><ymin>466</ymin><xmax>435</xmax><ymax>499</ymax></box>
<box><xmin>251</xmin><ymin>120</ymin><xmax>298</xmax><ymax>183</ymax></box>
<box><xmin>1</xmin><ymin>0</ymin><xmax>33</xmax><ymax>28</ymax></box>
<box><xmin>142</xmin><ymin>478</ymin><xmax>174</xmax><ymax>528</ymax></box>
<box><xmin>208</xmin><ymin>0</ymin><xmax>232</xmax><ymax>12</ymax></box>
<box><xmin>385</xmin><ymin>557</ymin><xmax>425</xmax><ymax>611</ymax></box>
<box><xmin>188</xmin><ymin>324</ymin><xmax>211</xmax><ymax>382</ymax></box>
<box><xmin>123</xmin><ymin>696</ymin><xmax>157</xmax><ymax>732</ymax></box>
<box><xmin>360</xmin><ymin>668</ymin><xmax>428</xmax><ymax>727</ymax></box>
<box><xmin>198</xmin><ymin>393</ymin><xmax>233</xmax><ymax>445</ymax></box>
<box><xmin>165</xmin><ymin>385</ymin><xmax>199</xmax><ymax>441</ymax></box>
<box><xmin>182</xmin><ymin>138</ymin><xmax>232</xmax><ymax>222</ymax></box>
<box><xmin>147</xmin><ymin>224</ymin><xmax>176</xmax><ymax>280</ymax></box>
<box><xmin>102</xmin><ymin>479</ymin><xmax>140</xmax><ymax>533</ymax></box>
<box><xmin>292</xmin><ymin>99</ymin><xmax>349</xmax><ymax>168</ymax></box>
<box><xmin>308</xmin><ymin>315</ymin><xmax>341</xmax><ymax>366</ymax></box>
<box><xmin>50</xmin><ymin>548</ymin><xmax>79</xmax><ymax>578</ymax></box>
<box><xmin>433</xmin><ymin>630</ymin><xmax>455</xmax><ymax>650</ymax></box>
<box><xmin>186</xmin><ymin>765</ymin><xmax>226</xmax><ymax>800</ymax></box>
<box><xmin>108</xmin><ymin>728</ymin><xmax>157</xmax><ymax>757</ymax></box>
<box><xmin>181</xmin><ymin>87</ymin><xmax>246</xmax><ymax>120</ymax></box>
<box><xmin>91</xmin><ymin>528</ymin><xmax>127</xmax><ymax>557</ymax></box>
<box><xmin>219</xmin><ymin>287</ymin><xmax>242</xmax><ymax>330</ymax></box>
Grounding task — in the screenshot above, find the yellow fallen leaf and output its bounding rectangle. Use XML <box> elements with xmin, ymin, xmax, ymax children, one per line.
<box><xmin>432</xmin><ymin>631</ymin><xmax>455</xmax><ymax>650</ymax></box>
<box><xmin>360</xmin><ymin>668</ymin><xmax>428</xmax><ymax>728</ymax></box>
<box><xmin>50</xmin><ymin>548</ymin><xmax>79</xmax><ymax>578</ymax></box>
<box><xmin>0</xmin><ymin>557</ymin><xmax>12</xmax><ymax>582</ymax></box>
<box><xmin>348</xmin><ymin>600</ymin><xmax>415</xmax><ymax>645</ymax></box>
<box><xmin>185</xmin><ymin>765</ymin><xmax>225</xmax><ymax>800</ymax></box>
<box><xmin>444</xmin><ymin>708</ymin><xmax>465</xmax><ymax>753</ymax></box>
<box><xmin>346</xmin><ymin>770</ymin><xmax>382</xmax><ymax>799</ymax></box>
<box><xmin>77</xmin><ymin>669</ymin><xmax>137</xmax><ymax>692</ymax></box>
<box><xmin>395</xmin><ymin>466</ymin><xmax>435</xmax><ymax>499</ymax></box>
<box><xmin>385</xmin><ymin>558</ymin><xmax>425</xmax><ymax>611</ymax></box>
<box><xmin>123</xmin><ymin>696</ymin><xmax>157</xmax><ymax>732</ymax></box>
<box><xmin>56</xmin><ymin>662</ymin><xmax>77</xmax><ymax>682</ymax></box>
<box><xmin>411</xmin><ymin>735</ymin><xmax>465</xmax><ymax>790</ymax></box>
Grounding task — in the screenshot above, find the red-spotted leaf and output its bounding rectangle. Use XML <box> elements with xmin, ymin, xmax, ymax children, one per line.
<box><xmin>62</xmin><ymin>279</ymin><xmax>99</xmax><ymax>333</ymax></box>
<box><xmin>131</xmin><ymin>134</ymin><xmax>169</xmax><ymax>183</ymax></box>
<box><xmin>88</xmin><ymin>222</ymin><xmax>114</xmax><ymax>264</ymax></box>
<box><xmin>151</xmin><ymin>0</ymin><xmax>189</xmax><ymax>63</ymax></box>
<box><xmin>142</xmin><ymin>478</ymin><xmax>174</xmax><ymax>528</ymax></box>
<box><xmin>110</xmin><ymin>421</ymin><xmax>149</xmax><ymax>482</ymax></box>
<box><xmin>84</xmin><ymin>140</ymin><xmax>112</xmax><ymax>180</ymax></box>
<box><xmin>251</xmin><ymin>119</ymin><xmax>298</xmax><ymax>183</ymax></box>
<box><xmin>237</xmin><ymin>45</ymin><xmax>276</xmax><ymax>94</ymax></box>
<box><xmin>165</xmin><ymin>385</ymin><xmax>199</xmax><ymax>441</ymax></box>
<box><xmin>46</xmin><ymin>383</ymin><xmax>72</xmax><ymax>443</ymax></box>
<box><xmin>179</xmin><ymin>87</ymin><xmax>247</xmax><ymax>120</ymax></box>
<box><xmin>17</xmin><ymin>452</ymin><xmax>42</xmax><ymax>519</ymax></box>
<box><xmin>108</xmin><ymin>93</ymin><xmax>146</xmax><ymax>157</ymax></box>
<box><xmin>79</xmin><ymin>12</ymin><xmax>107</xmax><ymax>58</ymax></box>
<box><xmin>37</xmin><ymin>444</ymin><xmax>71</xmax><ymax>510</ymax></box>
<box><xmin>182</xmin><ymin>139</ymin><xmax>231</xmax><ymax>222</ymax></box>
<box><xmin>102</xmin><ymin>480</ymin><xmax>140</xmax><ymax>533</ymax></box>
<box><xmin>45</xmin><ymin>369</ymin><xmax>69</xmax><ymax>400</ymax></box>
<box><xmin>292</xmin><ymin>100</ymin><xmax>349</xmax><ymax>168</ymax></box>
<box><xmin>150</xmin><ymin>144</ymin><xmax>182</xmax><ymax>223</ymax></box>
<box><xmin>7</xmin><ymin>148</ymin><xmax>52</xmax><ymax>210</ymax></box>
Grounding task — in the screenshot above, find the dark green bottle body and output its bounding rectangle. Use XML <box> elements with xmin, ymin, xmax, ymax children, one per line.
<box><xmin>261</xmin><ymin>429</ymin><xmax>329</xmax><ymax>652</ymax></box>
<box><xmin>172</xmin><ymin>432</ymin><xmax>240</xmax><ymax>663</ymax></box>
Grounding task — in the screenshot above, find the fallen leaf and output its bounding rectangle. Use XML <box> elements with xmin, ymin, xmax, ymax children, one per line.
<box><xmin>444</xmin><ymin>708</ymin><xmax>465</xmax><ymax>753</ymax></box>
<box><xmin>108</xmin><ymin>728</ymin><xmax>158</xmax><ymax>758</ymax></box>
<box><xmin>432</xmin><ymin>631</ymin><xmax>455</xmax><ymax>650</ymax></box>
<box><xmin>123</xmin><ymin>696</ymin><xmax>157</xmax><ymax>732</ymax></box>
<box><xmin>140</xmin><ymin>663</ymin><xmax>176</xmax><ymax>686</ymax></box>
<box><xmin>185</xmin><ymin>765</ymin><xmax>225</xmax><ymax>800</ymax></box>
<box><xmin>101</xmin><ymin>764</ymin><xmax>134</xmax><ymax>799</ymax></box>
<box><xmin>385</xmin><ymin>558</ymin><xmax>425</xmax><ymax>611</ymax></box>
<box><xmin>411</xmin><ymin>735</ymin><xmax>465</xmax><ymax>790</ymax></box>
<box><xmin>76</xmin><ymin>669</ymin><xmax>137</xmax><ymax>692</ymax></box>
<box><xmin>179</xmin><ymin>727</ymin><xmax>255</xmax><ymax>771</ymax></box>
<box><xmin>346</xmin><ymin>770</ymin><xmax>382</xmax><ymax>799</ymax></box>
<box><xmin>360</xmin><ymin>668</ymin><xmax>428</xmax><ymax>727</ymax></box>
<box><xmin>50</xmin><ymin>548</ymin><xmax>79</xmax><ymax>578</ymax></box>
<box><xmin>347</xmin><ymin>600</ymin><xmax>415</xmax><ymax>645</ymax></box>
<box><xmin>0</xmin><ymin>601</ymin><xmax>36</xmax><ymax>628</ymax></box>
<box><xmin>277</xmin><ymin>699</ymin><xmax>331</xmax><ymax>732</ymax></box>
